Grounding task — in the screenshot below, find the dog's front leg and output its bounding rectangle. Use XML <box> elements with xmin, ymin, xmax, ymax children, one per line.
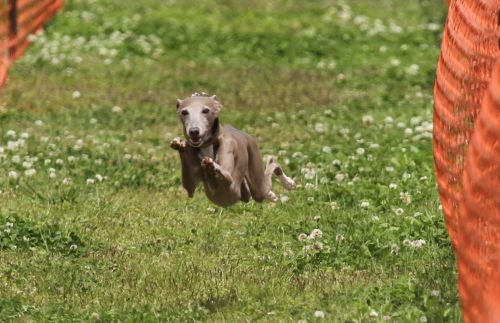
<box><xmin>171</xmin><ymin>137</ymin><xmax>200</xmax><ymax>197</ymax></box>
<box><xmin>201</xmin><ymin>156</ymin><xmax>233</xmax><ymax>186</ymax></box>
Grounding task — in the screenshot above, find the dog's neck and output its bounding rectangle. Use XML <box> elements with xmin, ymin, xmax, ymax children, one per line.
<box><xmin>195</xmin><ymin>118</ymin><xmax>220</xmax><ymax>158</ymax></box>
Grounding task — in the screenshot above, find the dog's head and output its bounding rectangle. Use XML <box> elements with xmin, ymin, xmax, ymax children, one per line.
<box><xmin>176</xmin><ymin>93</ymin><xmax>222</xmax><ymax>147</ymax></box>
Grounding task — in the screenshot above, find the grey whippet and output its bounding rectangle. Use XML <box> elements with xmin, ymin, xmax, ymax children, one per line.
<box><xmin>170</xmin><ymin>93</ymin><xmax>296</xmax><ymax>207</ymax></box>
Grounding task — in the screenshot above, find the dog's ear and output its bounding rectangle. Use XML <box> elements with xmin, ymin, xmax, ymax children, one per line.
<box><xmin>176</xmin><ymin>99</ymin><xmax>183</xmax><ymax>109</ymax></box>
<box><xmin>210</xmin><ymin>95</ymin><xmax>222</xmax><ymax>113</ymax></box>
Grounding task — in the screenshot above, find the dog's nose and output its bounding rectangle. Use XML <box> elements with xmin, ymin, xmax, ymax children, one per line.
<box><xmin>189</xmin><ymin>128</ymin><xmax>200</xmax><ymax>137</ymax></box>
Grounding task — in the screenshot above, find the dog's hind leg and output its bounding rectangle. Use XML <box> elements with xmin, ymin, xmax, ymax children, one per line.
<box><xmin>265</xmin><ymin>156</ymin><xmax>296</xmax><ymax>190</ymax></box>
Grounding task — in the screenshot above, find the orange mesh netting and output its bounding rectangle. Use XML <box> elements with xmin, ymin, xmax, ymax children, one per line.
<box><xmin>458</xmin><ymin>58</ymin><xmax>500</xmax><ymax>323</ymax></box>
<box><xmin>0</xmin><ymin>0</ymin><xmax>63</xmax><ymax>87</ymax></box>
<box><xmin>434</xmin><ymin>0</ymin><xmax>500</xmax><ymax>321</ymax></box>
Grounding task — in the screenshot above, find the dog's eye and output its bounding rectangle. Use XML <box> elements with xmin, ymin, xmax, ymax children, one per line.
<box><xmin>202</xmin><ymin>108</ymin><xmax>210</xmax><ymax>114</ymax></box>
<box><xmin>181</xmin><ymin>110</ymin><xmax>189</xmax><ymax>116</ymax></box>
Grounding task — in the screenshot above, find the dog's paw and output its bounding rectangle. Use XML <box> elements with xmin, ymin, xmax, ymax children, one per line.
<box><xmin>266</xmin><ymin>190</ymin><xmax>278</xmax><ymax>203</ymax></box>
<box><xmin>281</xmin><ymin>175</ymin><xmax>297</xmax><ymax>190</ymax></box>
<box><xmin>170</xmin><ymin>137</ymin><xmax>186</xmax><ymax>151</ymax></box>
<box><xmin>201</xmin><ymin>156</ymin><xmax>216</xmax><ymax>170</ymax></box>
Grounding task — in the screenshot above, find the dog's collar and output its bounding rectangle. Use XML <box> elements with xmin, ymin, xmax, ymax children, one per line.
<box><xmin>187</xmin><ymin>118</ymin><xmax>220</xmax><ymax>149</ymax></box>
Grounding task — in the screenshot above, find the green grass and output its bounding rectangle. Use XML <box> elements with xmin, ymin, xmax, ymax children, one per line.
<box><xmin>0</xmin><ymin>0</ymin><xmax>460</xmax><ymax>321</ymax></box>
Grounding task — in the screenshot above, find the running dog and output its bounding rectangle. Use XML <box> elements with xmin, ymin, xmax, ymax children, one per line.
<box><xmin>170</xmin><ymin>93</ymin><xmax>296</xmax><ymax>207</ymax></box>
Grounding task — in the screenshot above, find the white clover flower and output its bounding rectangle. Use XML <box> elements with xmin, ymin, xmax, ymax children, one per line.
<box><xmin>44</xmin><ymin>159</ymin><xmax>51</xmax><ymax>165</ymax></box>
<box><xmin>313</xmin><ymin>241</ymin><xmax>324</xmax><ymax>251</ymax></box>
<box><xmin>62</xmin><ymin>177</ymin><xmax>73</xmax><ymax>185</ymax></box>
<box><xmin>309</xmin><ymin>229</ymin><xmax>323</xmax><ymax>239</ymax></box>
<box><xmin>385</xmin><ymin>166</ymin><xmax>394</xmax><ymax>172</ymax></box>
<box><xmin>400</xmin><ymin>192</ymin><xmax>411</xmax><ymax>205</ymax></box>
<box><xmin>298</xmin><ymin>233</ymin><xmax>308</xmax><ymax>242</ymax></box>
<box><xmin>68</xmin><ymin>156</ymin><xmax>76</xmax><ymax>163</ymax></box>
<box><xmin>72</xmin><ymin>91</ymin><xmax>81</xmax><ymax>99</ymax></box>
<box><xmin>389</xmin><ymin>183</ymin><xmax>398</xmax><ymax>189</ymax></box>
<box><xmin>12</xmin><ymin>155</ymin><xmax>21</xmax><ymax>163</ymax></box>
<box><xmin>6</xmin><ymin>130</ymin><xmax>16</xmax><ymax>137</ymax></box>
<box><xmin>420</xmin><ymin>316</ymin><xmax>427</xmax><ymax>322</ymax></box>
<box><xmin>305</xmin><ymin>183</ymin><xmax>316</xmax><ymax>190</ymax></box>
<box><xmin>369</xmin><ymin>310</ymin><xmax>379</xmax><ymax>317</ymax></box>
<box><xmin>430</xmin><ymin>290</ymin><xmax>440</xmax><ymax>297</ymax></box>
<box><xmin>280</xmin><ymin>195</ymin><xmax>289</xmax><ymax>203</ymax></box>
<box><xmin>339</xmin><ymin>128</ymin><xmax>350</xmax><ymax>135</ymax></box>
<box><xmin>314</xmin><ymin>215</ymin><xmax>321</xmax><ymax>221</ymax></box>
<box><xmin>405</xmin><ymin>64</ymin><xmax>420</xmax><ymax>76</ymax></box>
<box><xmin>395</xmin><ymin>208</ymin><xmax>404</xmax><ymax>215</ymax></box>
<box><xmin>390</xmin><ymin>243</ymin><xmax>399</xmax><ymax>254</ymax></box>
<box><xmin>301</xmin><ymin>167</ymin><xmax>316</xmax><ymax>180</ymax></box>
<box><xmin>369</xmin><ymin>143</ymin><xmax>380</xmax><ymax>149</ymax></box>
<box><xmin>56</xmin><ymin>159</ymin><xmax>63</xmax><ymax>165</ymax></box>
<box><xmin>404</xmin><ymin>128</ymin><xmax>413</xmax><ymax>136</ymax></box>
<box><xmin>336</xmin><ymin>234</ymin><xmax>345</xmax><ymax>242</ymax></box>
<box><xmin>332</xmin><ymin>159</ymin><xmax>341</xmax><ymax>166</ymax></box>
<box><xmin>322</xmin><ymin>146</ymin><xmax>331</xmax><ymax>153</ymax></box>
<box><xmin>314</xmin><ymin>310</ymin><xmax>325</xmax><ymax>319</ymax></box>
<box><xmin>335</xmin><ymin>173</ymin><xmax>345</xmax><ymax>182</ymax></box>
<box><xmin>362</xmin><ymin>115</ymin><xmax>374</xmax><ymax>125</ymax></box>
<box><xmin>330</xmin><ymin>201</ymin><xmax>339</xmax><ymax>210</ymax></box>
<box><xmin>20</xmin><ymin>132</ymin><xmax>29</xmax><ymax>139</ymax></box>
<box><xmin>86</xmin><ymin>178</ymin><xmax>95</xmax><ymax>185</ymax></box>
<box><xmin>383</xmin><ymin>315</ymin><xmax>391</xmax><ymax>321</ymax></box>
<box><xmin>24</xmin><ymin>169</ymin><xmax>36</xmax><ymax>177</ymax></box>
<box><xmin>390</xmin><ymin>58</ymin><xmax>400</xmax><ymax>67</ymax></box>
<box><xmin>314</xmin><ymin>122</ymin><xmax>326</xmax><ymax>134</ymax></box>
<box><xmin>412</xmin><ymin>239</ymin><xmax>426</xmax><ymax>248</ymax></box>
<box><xmin>356</xmin><ymin>147</ymin><xmax>365</xmax><ymax>155</ymax></box>
<box><xmin>69</xmin><ymin>244</ymin><xmax>78</xmax><ymax>251</ymax></box>
<box><xmin>112</xmin><ymin>106</ymin><xmax>123</xmax><ymax>113</ymax></box>
<box><xmin>360</xmin><ymin>201</ymin><xmax>370</xmax><ymax>208</ymax></box>
<box><xmin>90</xmin><ymin>118</ymin><xmax>98</xmax><ymax>124</ymax></box>
<box><xmin>427</xmin><ymin>23</ymin><xmax>440</xmax><ymax>31</ymax></box>
<box><xmin>7</xmin><ymin>141</ymin><xmax>18</xmax><ymax>151</ymax></box>
<box><xmin>22</xmin><ymin>161</ymin><xmax>33</xmax><ymax>169</ymax></box>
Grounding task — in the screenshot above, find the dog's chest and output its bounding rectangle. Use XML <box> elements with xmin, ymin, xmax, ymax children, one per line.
<box><xmin>200</xmin><ymin>145</ymin><xmax>215</xmax><ymax>159</ymax></box>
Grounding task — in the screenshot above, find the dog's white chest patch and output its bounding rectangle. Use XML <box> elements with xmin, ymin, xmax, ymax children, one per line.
<box><xmin>200</xmin><ymin>145</ymin><xmax>214</xmax><ymax>159</ymax></box>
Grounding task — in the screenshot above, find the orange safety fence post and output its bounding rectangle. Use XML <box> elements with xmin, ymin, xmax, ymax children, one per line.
<box><xmin>0</xmin><ymin>0</ymin><xmax>63</xmax><ymax>88</ymax></box>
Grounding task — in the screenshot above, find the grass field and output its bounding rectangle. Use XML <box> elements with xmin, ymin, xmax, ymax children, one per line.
<box><xmin>0</xmin><ymin>0</ymin><xmax>461</xmax><ymax>321</ymax></box>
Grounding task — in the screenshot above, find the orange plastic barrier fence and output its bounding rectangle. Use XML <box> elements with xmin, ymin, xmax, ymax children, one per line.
<box><xmin>0</xmin><ymin>0</ymin><xmax>63</xmax><ymax>87</ymax></box>
<box><xmin>434</xmin><ymin>0</ymin><xmax>500</xmax><ymax>321</ymax></box>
